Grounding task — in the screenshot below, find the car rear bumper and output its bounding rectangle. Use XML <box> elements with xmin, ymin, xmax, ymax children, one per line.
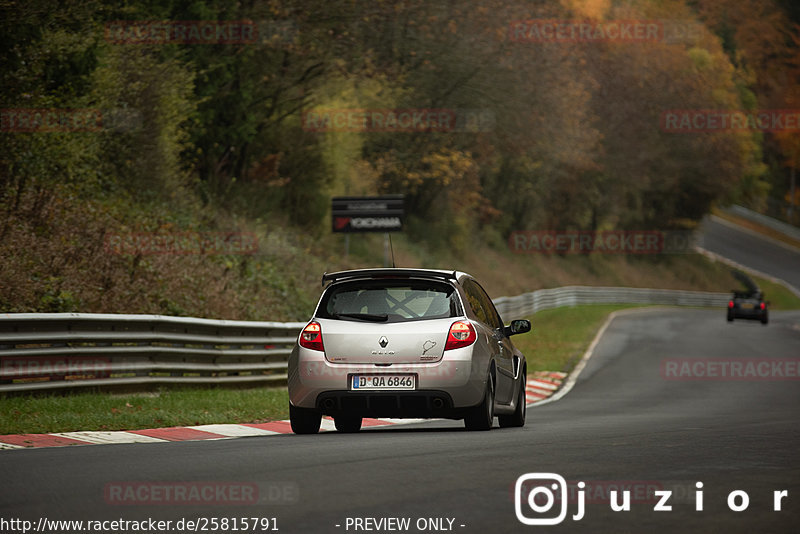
<box><xmin>315</xmin><ymin>390</ymin><xmax>467</xmax><ymax>418</ymax></box>
<box><xmin>729</xmin><ymin>307</ymin><xmax>767</xmax><ymax>320</ymax></box>
<box><xmin>288</xmin><ymin>345</ymin><xmax>487</xmax><ymax>413</ymax></box>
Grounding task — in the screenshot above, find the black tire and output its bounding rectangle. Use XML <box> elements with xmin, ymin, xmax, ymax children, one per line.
<box><xmin>726</xmin><ymin>312</ymin><xmax>734</xmax><ymax>322</ymax></box>
<box><xmin>289</xmin><ymin>403</ymin><xmax>321</xmax><ymax>434</ymax></box>
<box><xmin>499</xmin><ymin>371</ymin><xmax>526</xmax><ymax>428</ymax></box>
<box><xmin>464</xmin><ymin>373</ymin><xmax>494</xmax><ymax>431</ymax></box>
<box><xmin>333</xmin><ymin>414</ymin><xmax>362</xmax><ymax>433</ymax></box>
<box><xmin>761</xmin><ymin>312</ymin><xmax>768</xmax><ymax>325</ymax></box>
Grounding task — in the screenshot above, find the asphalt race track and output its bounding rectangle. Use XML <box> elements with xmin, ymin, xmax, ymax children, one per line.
<box><xmin>700</xmin><ymin>216</ymin><xmax>800</xmax><ymax>290</ymax></box>
<box><xmin>1</xmin><ymin>307</ymin><xmax>798</xmax><ymax>533</ymax></box>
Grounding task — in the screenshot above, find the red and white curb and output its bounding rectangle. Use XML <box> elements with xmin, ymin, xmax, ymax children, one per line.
<box><xmin>0</xmin><ymin>418</ymin><xmax>416</xmax><ymax>450</ymax></box>
<box><xmin>0</xmin><ymin>372</ymin><xmax>565</xmax><ymax>451</ymax></box>
<box><xmin>527</xmin><ymin>371</ymin><xmax>566</xmax><ymax>404</ymax></box>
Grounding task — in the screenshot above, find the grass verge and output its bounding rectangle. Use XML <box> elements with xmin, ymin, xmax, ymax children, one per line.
<box><xmin>0</xmin><ymin>387</ymin><xmax>289</xmax><ymax>435</ymax></box>
<box><xmin>746</xmin><ymin>276</ymin><xmax>800</xmax><ymax>310</ymax></box>
<box><xmin>512</xmin><ymin>304</ymin><xmax>645</xmax><ymax>374</ymax></box>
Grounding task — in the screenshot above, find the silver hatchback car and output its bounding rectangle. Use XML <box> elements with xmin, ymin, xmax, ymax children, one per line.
<box><xmin>287</xmin><ymin>268</ymin><xmax>531</xmax><ymax>433</ymax></box>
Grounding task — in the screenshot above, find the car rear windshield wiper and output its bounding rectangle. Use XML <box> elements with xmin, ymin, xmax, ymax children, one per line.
<box><xmin>332</xmin><ymin>312</ymin><xmax>389</xmax><ymax>322</ymax></box>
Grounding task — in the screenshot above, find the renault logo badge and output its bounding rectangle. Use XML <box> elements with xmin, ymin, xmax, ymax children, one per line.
<box><xmin>379</xmin><ymin>336</ymin><xmax>389</xmax><ymax>348</ymax></box>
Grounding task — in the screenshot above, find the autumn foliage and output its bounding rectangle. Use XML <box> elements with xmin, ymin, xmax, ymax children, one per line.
<box><xmin>0</xmin><ymin>0</ymin><xmax>798</xmax><ymax>316</ymax></box>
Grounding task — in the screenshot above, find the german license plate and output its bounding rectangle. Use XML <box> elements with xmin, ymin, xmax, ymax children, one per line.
<box><xmin>350</xmin><ymin>374</ymin><xmax>415</xmax><ymax>390</ymax></box>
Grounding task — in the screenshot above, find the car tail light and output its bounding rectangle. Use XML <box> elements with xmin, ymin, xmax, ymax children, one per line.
<box><xmin>445</xmin><ymin>320</ymin><xmax>477</xmax><ymax>351</ymax></box>
<box><xmin>299</xmin><ymin>321</ymin><xmax>324</xmax><ymax>351</ymax></box>
<box><xmin>728</xmin><ymin>300</ymin><xmax>734</xmax><ymax>308</ymax></box>
<box><xmin>760</xmin><ymin>302</ymin><xmax>766</xmax><ymax>310</ymax></box>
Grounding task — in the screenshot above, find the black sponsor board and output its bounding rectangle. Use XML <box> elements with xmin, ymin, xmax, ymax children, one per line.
<box><xmin>331</xmin><ymin>195</ymin><xmax>404</xmax><ymax>233</ymax></box>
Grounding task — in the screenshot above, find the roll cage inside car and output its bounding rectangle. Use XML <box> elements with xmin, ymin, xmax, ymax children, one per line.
<box><xmin>317</xmin><ymin>269</ymin><xmax>467</xmax><ymax>323</ymax></box>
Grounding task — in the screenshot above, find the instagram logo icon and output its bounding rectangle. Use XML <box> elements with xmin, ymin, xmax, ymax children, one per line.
<box><xmin>514</xmin><ymin>472</ymin><xmax>789</xmax><ymax>525</ymax></box>
<box><xmin>515</xmin><ymin>473</ymin><xmax>579</xmax><ymax>525</ymax></box>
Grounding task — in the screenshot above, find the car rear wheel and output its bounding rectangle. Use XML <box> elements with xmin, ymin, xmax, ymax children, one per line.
<box><xmin>289</xmin><ymin>403</ymin><xmax>321</xmax><ymax>434</ymax></box>
<box><xmin>464</xmin><ymin>374</ymin><xmax>494</xmax><ymax>431</ymax></box>
<box><xmin>499</xmin><ymin>371</ymin><xmax>526</xmax><ymax>428</ymax></box>
<box><xmin>761</xmin><ymin>312</ymin><xmax>768</xmax><ymax>325</ymax></box>
<box><xmin>334</xmin><ymin>415</ymin><xmax>362</xmax><ymax>433</ymax></box>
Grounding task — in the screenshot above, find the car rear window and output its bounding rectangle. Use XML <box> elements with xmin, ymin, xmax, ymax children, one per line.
<box><xmin>316</xmin><ymin>279</ymin><xmax>461</xmax><ymax>323</ymax></box>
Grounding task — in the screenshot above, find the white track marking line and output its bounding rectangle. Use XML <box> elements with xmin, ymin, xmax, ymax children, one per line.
<box><xmin>319</xmin><ymin>418</ymin><xmax>338</xmax><ymax>431</ymax></box>
<box><xmin>527</xmin><ymin>380</ymin><xmax>558</xmax><ymax>391</ymax></box>
<box><xmin>527</xmin><ymin>390</ymin><xmax>548</xmax><ymax>398</ymax></box>
<box><xmin>187</xmin><ymin>424</ymin><xmax>280</xmax><ymax>437</ymax></box>
<box><xmin>50</xmin><ymin>431</ymin><xmax>168</xmax><ymax>444</ymax></box>
<box><xmin>377</xmin><ymin>418</ymin><xmax>429</xmax><ymax>425</ymax></box>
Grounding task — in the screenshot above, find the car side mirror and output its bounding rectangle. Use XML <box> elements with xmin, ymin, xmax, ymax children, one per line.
<box><xmin>505</xmin><ymin>319</ymin><xmax>531</xmax><ymax>337</ymax></box>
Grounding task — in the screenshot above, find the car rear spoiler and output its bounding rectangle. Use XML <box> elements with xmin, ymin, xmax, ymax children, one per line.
<box><xmin>321</xmin><ymin>269</ymin><xmax>458</xmax><ymax>287</ymax></box>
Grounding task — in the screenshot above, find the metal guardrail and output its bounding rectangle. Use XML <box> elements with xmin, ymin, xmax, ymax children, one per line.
<box><xmin>726</xmin><ymin>205</ymin><xmax>800</xmax><ymax>243</ymax></box>
<box><xmin>0</xmin><ymin>287</ymin><xmax>728</xmax><ymax>393</ymax></box>
<box><xmin>492</xmin><ymin>286</ymin><xmax>729</xmax><ymax>318</ymax></box>
<box><xmin>0</xmin><ymin>313</ymin><xmax>306</xmax><ymax>393</ymax></box>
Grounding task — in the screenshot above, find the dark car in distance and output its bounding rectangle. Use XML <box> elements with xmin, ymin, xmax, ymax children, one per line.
<box><xmin>727</xmin><ymin>270</ymin><xmax>768</xmax><ymax>325</ymax></box>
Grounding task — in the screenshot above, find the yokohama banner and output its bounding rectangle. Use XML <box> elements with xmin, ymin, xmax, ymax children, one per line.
<box><xmin>331</xmin><ymin>196</ymin><xmax>405</xmax><ymax>233</ymax></box>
